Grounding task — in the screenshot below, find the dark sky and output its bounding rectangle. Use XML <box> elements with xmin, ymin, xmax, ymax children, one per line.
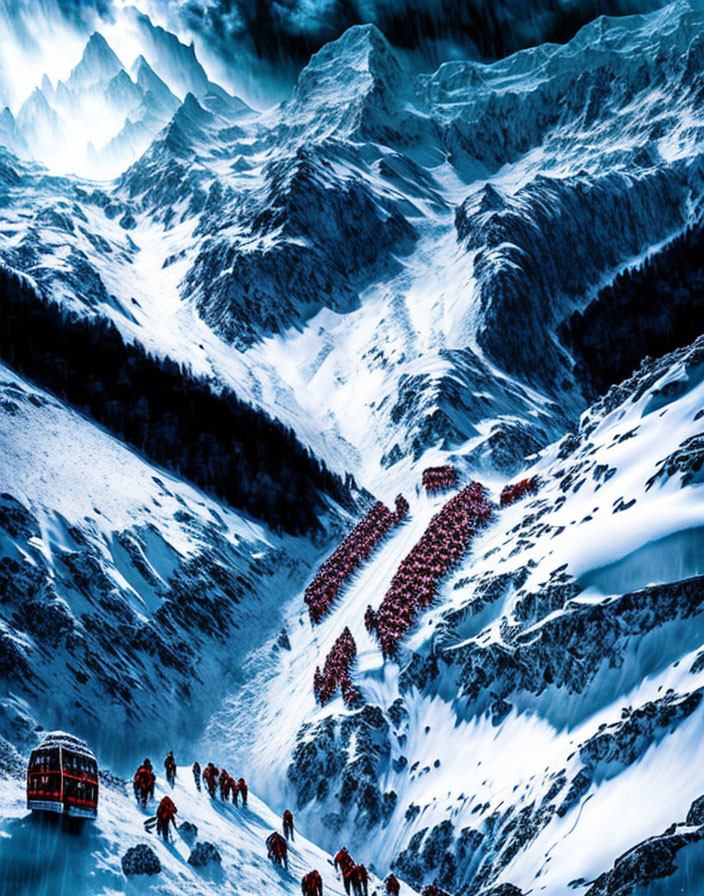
<box><xmin>172</xmin><ymin>0</ymin><xmax>665</xmax><ymax>67</ymax></box>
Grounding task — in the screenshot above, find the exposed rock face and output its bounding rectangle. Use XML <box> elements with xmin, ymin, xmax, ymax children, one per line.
<box><xmin>457</xmin><ymin>169</ymin><xmax>688</xmax><ymax>386</ymax></box>
<box><xmin>647</xmin><ymin>433</ymin><xmax>704</xmax><ymax>490</ymax></box>
<box><xmin>289</xmin><ymin>705</ymin><xmax>393</xmax><ymax>832</ymax></box>
<box><xmin>121</xmin><ymin>843</ymin><xmax>161</xmax><ymax>875</ymax></box>
<box><xmin>451</xmin><ymin>576</ymin><xmax>704</xmax><ymax>720</ymax></box>
<box><xmin>187</xmin><ymin>147</ymin><xmax>417</xmax><ymax>349</ymax></box>
<box><xmin>585</xmin><ymin>794</ymin><xmax>704</xmax><ymax>895</ymax></box>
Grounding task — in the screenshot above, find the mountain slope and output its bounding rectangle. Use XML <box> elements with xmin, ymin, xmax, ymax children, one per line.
<box><xmin>0</xmin><ymin>360</ymin><xmax>326</xmax><ymax>764</ymax></box>
<box><xmin>2</xmin><ymin>2</ymin><xmax>704</xmax><ymax>895</ymax></box>
<box><xmin>206</xmin><ymin>332</ymin><xmax>704</xmax><ymax>895</ymax></box>
<box><xmin>0</xmin><ymin>762</ymin><xmax>407</xmax><ymax>896</ymax></box>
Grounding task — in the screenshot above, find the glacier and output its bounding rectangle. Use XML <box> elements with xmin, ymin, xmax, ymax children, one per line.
<box><xmin>2</xmin><ymin>1</ymin><xmax>704</xmax><ymax>895</ymax></box>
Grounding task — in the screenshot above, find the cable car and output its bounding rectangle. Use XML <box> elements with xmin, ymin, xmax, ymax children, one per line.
<box><xmin>26</xmin><ymin>731</ymin><xmax>99</xmax><ymax>819</ymax></box>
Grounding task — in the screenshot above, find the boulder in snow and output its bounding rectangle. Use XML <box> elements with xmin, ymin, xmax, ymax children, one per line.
<box><xmin>121</xmin><ymin>843</ymin><xmax>161</xmax><ymax>876</ymax></box>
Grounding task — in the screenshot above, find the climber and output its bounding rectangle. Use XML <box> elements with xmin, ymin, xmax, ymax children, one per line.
<box><xmin>164</xmin><ymin>750</ymin><xmax>176</xmax><ymax>787</ymax></box>
<box><xmin>302</xmin><ymin>869</ymin><xmax>323</xmax><ymax>896</ymax></box>
<box><xmin>133</xmin><ymin>763</ymin><xmax>155</xmax><ymax>810</ymax></box>
<box><xmin>421</xmin><ymin>885</ymin><xmax>451</xmax><ymax>896</ymax></box>
<box><xmin>342</xmin><ymin>864</ymin><xmax>357</xmax><ymax>895</ymax></box>
<box><xmin>238</xmin><ymin>776</ymin><xmax>248</xmax><ymax>807</ymax></box>
<box><xmin>202</xmin><ymin>763</ymin><xmax>220</xmax><ymax>798</ymax></box>
<box><xmin>192</xmin><ymin>761</ymin><xmax>201</xmax><ymax>791</ymax></box>
<box><xmin>144</xmin><ymin>758</ymin><xmax>155</xmax><ymax>797</ymax></box>
<box><xmin>155</xmin><ymin>795</ymin><xmax>178</xmax><ymax>842</ymax></box>
<box><xmin>385</xmin><ymin>873</ymin><xmax>401</xmax><ymax>895</ymax></box>
<box><xmin>266</xmin><ymin>831</ymin><xmax>288</xmax><ymax>871</ymax></box>
<box><xmin>231</xmin><ymin>774</ymin><xmax>240</xmax><ymax>806</ymax></box>
<box><xmin>220</xmin><ymin>770</ymin><xmax>235</xmax><ymax>801</ymax></box>
<box><xmin>353</xmin><ymin>863</ymin><xmax>369</xmax><ymax>896</ymax></box>
<box><xmin>334</xmin><ymin>847</ymin><xmax>354</xmax><ymax>875</ymax></box>
<box><xmin>283</xmin><ymin>808</ymin><xmax>295</xmax><ymax>840</ymax></box>
<box><xmin>208</xmin><ymin>765</ymin><xmax>220</xmax><ymax>799</ymax></box>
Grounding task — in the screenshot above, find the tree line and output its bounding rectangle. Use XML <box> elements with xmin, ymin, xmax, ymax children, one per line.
<box><xmin>0</xmin><ymin>265</ymin><xmax>354</xmax><ymax>535</ymax></box>
<box><xmin>561</xmin><ymin>221</ymin><xmax>704</xmax><ymax>397</ymax></box>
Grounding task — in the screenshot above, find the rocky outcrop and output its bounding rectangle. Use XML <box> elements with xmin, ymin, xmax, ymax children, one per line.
<box><xmin>289</xmin><ymin>704</ymin><xmax>394</xmax><ymax>831</ymax></box>
<box><xmin>121</xmin><ymin>844</ymin><xmax>161</xmax><ymax>875</ymax></box>
<box><xmin>451</xmin><ymin>575</ymin><xmax>704</xmax><ymax>721</ymax></box>
<box><xmin>585</xmin><ymin>794</ymin><xmax>704</xmax><ymax>895</ymax></box>
<box><xmin>647</xmin><ymin>433</ymin><xmax>704</xmax><ymax>490</ymax></box>
<box><xmin>179</xmin><ymin>821</ymin><xmax>198</xmax><ymax>845</ymax></box>
<box><xmin>187</xmin><ymin>146</ymin><xmax>416</xmax><ymax>348</ymax></box>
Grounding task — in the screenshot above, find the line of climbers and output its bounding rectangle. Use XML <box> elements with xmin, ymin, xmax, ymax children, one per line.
<box><xmin>500</xmin><ymin>475</ymin><xmax>539</xmax><ymax>506</ymax></box>
<box><xmin>134</xmin><ymin>750</ymin><xmax>407</xmax><ymax>893</ymax></box>
<box><xmin>313</xmin><ymin>626</ymin><xmax>359</xmax><ymax>706</ymax></box>
<box><xmin>199</xmin><ymin>761</ymin><xmax>249</xmax><ymax>806</ymax></box>
<box><xmin>304</xmin><ymin>496</ymin><xmax>408</xmax><ymax>624</ymax></box>
<box><xmin>421</xmin><ymin>465</ymin><xmax>458</xmax><ymax>492</ymax></box>
<box><xmin>374</xmin><ymin>482</ymin><xmax>492</xmax><ymax>657</ymax></box>
<box><xmin>134</xmin><ymin>750</ymin><xmax>181</xmax><ymax>811</ymax></box>
<box><xmin>266</xmin><ymin>805</ymin><xmax>295</xmax><ymax>867</ymax></box>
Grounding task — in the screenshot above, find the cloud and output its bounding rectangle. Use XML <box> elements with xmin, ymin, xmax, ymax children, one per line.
<box><xmin>170</xmin><ymin>0</ymin><xmax>666</xmax><ymax>69</ymax></box>
<box><xmin>0</xmin><ymin>0</ymin><xmax>667</xmax><ymax>110</ymax></box>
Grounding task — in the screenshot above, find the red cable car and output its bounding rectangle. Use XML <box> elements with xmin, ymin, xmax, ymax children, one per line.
<box><xmin>26</xmin><ymin>731</ymin><xmax>99</xmax><ymax>819</ymax></box>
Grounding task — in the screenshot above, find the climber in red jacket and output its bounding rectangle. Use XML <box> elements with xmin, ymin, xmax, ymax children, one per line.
<box><xmin>334</xmin><ymin>847</ymin><xmax>354</xmax><ymax>874</ymax></box>
<box><xmin>283</xmin><ymin>808</ymin><xmax>295</xmax><ymax>840</ymax></box>
<box><xmin>385</xmin><ymin>873</ymin><xmax>401</xmax><ymax>895</ymax></box>
<box><xmin>202</xmin><ymin>763</ymin><xmax>219</xmax><ymax>798</ymax></box>
<box><xmin>238</xmin><ymin>777</ymin><xmax>248</xmax><ymax>806</ymax></box>
<box><xmin>421</xmin><ymin>885</ymin><xmax>451</xmax><ymax>896</ymax></box>
<box><xmin>352</xmin><ymin>863</ymin><xmax>369</xmax><ymax>896</ymax></box>
<box><xmin>342</xmin><ymin>863</ymin><xmax>357</xmax><ymax>895</ymax></box>
<box><xmin>156</xmin><ymin>795</ymin><xmax>177</xmax><ymax>841</ymax></box>
<box><xmin>302</xmin><ymin>869</ymin><xmax>323</xmax><ymax>896</ymax></box>
<box><xmin>220</xmin><ymin>769</ymin><xmax>233</xmax><ymax>801</ymax></box>
<box><xmin>266</xmin><ymin>831</ymin><xmax>288</xmax><ymax>870</ymax></box>
<box><xmin>133</xmin><ymin>764</ymin><xmax>155</xmax><ymax>809</ymax></box>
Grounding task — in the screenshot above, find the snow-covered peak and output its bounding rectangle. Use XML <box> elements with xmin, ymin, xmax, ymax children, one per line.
<box><xmin>131</xmin><ymin>54</ymin><xmax>179</xmax><ymax>112</ymax></box>
<box><xmin>282</xmin><ymin>23</ymin><xmax>416</xmax><ymax>144</ymax></box>
<box><xmin>0</xmin><ymin>106</ymin><xmax>28</xmax><ymax>157</ymax></box>
<box><xmin>295</xmin><ymin>24</ymin><xmax>403</xmax><ymax>100</ymax></box>
<box><xmin>15</xmin><ymin>86</ymin><xmax>63</xmax><ymax>151</ymax></box>
<box><xmin>0</xmin><ymin>7</ymin><xmax>247</xmax><ymax>178</ymax></box>
<box><xmin>128</xmin><ymin>7</ymin><xmax>210</xmax><ymax>100</ymax></box>
<box><xmin>66</xmin><ymin>31</ymin><xmax>124</xmax><ymax>91</ymax></box>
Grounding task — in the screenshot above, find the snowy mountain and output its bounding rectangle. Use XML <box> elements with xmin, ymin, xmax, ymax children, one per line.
<box><xmin>1</xmin><ymin>19</ymin><xmax>252</xmax><ymax>179</ymax></box>
<box><xmin>2</xmin><ymin>0</ymin><xmax>704</xmax><ymax>894</ymax></box>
